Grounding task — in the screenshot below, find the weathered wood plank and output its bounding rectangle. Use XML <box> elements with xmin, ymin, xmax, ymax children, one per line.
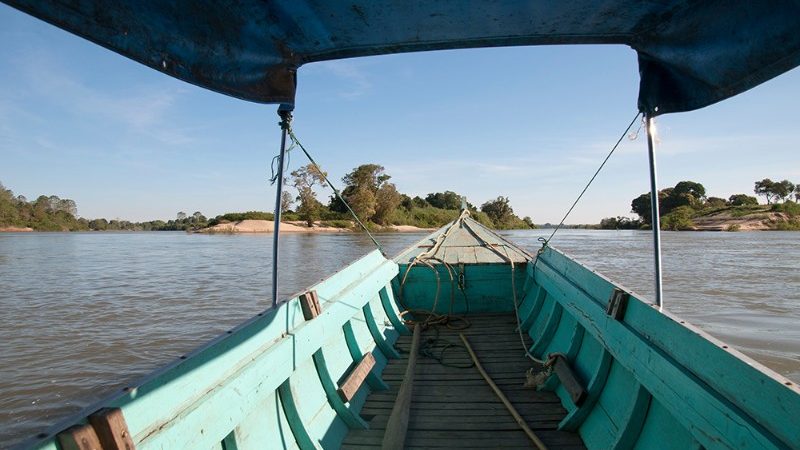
<box><xmin>337</xmin><ymin>352</ymin><xmax>377</xmax><ymax>402</ymax></box>
<box><xmin>559</xmin><ymin>348</ymin><xmax>612</xmax><ymax>431</ymax></box>
<box><xmin>311</xmin><ymin>349</ymin><xmax>368</xmax><ymax>429</ymax></box>
<box><xmin>553</xmin><ymin>356</ymin><xmax>587</xmax><ymax>406</ymax></box>
<box><xmin>382</xmin><ymin>324</ymin><xmax>420</xmax><ymax>450</ymax></box>
<box><xmin>57</xmin><ymin>424</ymin><xmax>102</xmax><ymax>450</ymax></box>
<box><xmin>460</xmin><ymin>333</ymin><xmax>547</xmax><ymax>450</ymax></box>
<box><xmin>88</xmin><ymin>408</ymin><xmax>135</xmax><ymax>450</ymax></box>
<box><xmin>299</xmin><ymin>290</ymin><xmax>322</xmax><ymax>320</ymax></box>
<box><xmin>342</xmin><ymin>321</ymin><xmax>389</xmax><ymax>392</ymax></box>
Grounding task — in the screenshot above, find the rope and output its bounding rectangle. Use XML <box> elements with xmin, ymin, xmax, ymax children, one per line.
<box><xmin>460</xmin><ymin>333</ymin><xmax>549</xmax><ymax>450</ymax></box>
<box><xmin>501</xmin><ymin>245</ymin><xmax>548</xmax><ymax>365</ymax></box>
<box><xmin>542</xmin><ymin>112</ymin><xmax>642</xmax><ymax>247</ymax></box>
<box><xmin>284</xmin><ymin>127</ymin><xmax>386</xmax><ymax>256</ymax></box>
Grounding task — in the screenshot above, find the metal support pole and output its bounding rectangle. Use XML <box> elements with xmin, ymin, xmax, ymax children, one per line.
<box><xmin>645</xmin><ymin>115</ymin><xmax>663</xmax><ymax>310</ymax></box>
<box><xmin>272</xmin><ymin>104</ymin><xmax>293</xmax><ymax>308</ymax></box>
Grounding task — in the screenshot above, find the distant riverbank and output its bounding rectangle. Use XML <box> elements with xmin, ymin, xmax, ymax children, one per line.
<box><xmin>196</xmin><ymin>219</ymin><xmax>434</xmax><ymax>234</ymax></box>
<box><xmin>0</xmin><ymin>226</ymin><xmax>33</xmax><ymax>232</ymax></box>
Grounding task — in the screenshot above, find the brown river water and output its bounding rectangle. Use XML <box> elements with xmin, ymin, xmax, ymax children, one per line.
<box><xmin>1</xmin><ymin>230</ymin><xmax>798</xmax><ymax>446</ymax></box>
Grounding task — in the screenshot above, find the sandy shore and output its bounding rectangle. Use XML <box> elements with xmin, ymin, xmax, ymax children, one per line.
<box><xmin>197</xmin><ymin>219</ymin><xmax>433</xmax><ymax>234</ymax></box>
<box><xmin>0</xmin><ymin>226</ymin><xmax>34</xmax><ymax>232</ymax></box>
<box><xmin>692</xmin><ymin>211</ymin><xmax>791</xmax><ymax>231</ymax></box>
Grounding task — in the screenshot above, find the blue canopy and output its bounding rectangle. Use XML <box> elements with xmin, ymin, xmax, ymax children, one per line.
<box><xmin>4</xmin><ymin>1</ymin><xmax>800</xmax><ymax>115</ymax></box>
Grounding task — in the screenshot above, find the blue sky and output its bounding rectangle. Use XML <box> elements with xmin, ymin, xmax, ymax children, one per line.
<box><xmin>1</xmin><ymin>5</ymin><xmax>798</xmax><ymax>224</ymax></box>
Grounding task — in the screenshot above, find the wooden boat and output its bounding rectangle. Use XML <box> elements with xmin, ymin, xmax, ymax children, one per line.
<box><xmin>5</xmin><ymin>2</ymin><xmax>800</xmax><ymax>449</ymax></box>
<box><xmin>19</xmin><ymin>212</ymin><xmax>800</xmax><ymax>449</ymax></box>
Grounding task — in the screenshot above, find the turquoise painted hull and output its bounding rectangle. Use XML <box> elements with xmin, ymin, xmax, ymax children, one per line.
<box><xmin>19</xmin><ymin>222</ymin><xmax>800</xmax><ymax>450</ymax></box>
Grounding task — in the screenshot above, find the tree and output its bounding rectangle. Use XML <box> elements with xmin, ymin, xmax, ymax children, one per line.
<box><xmin>672</xmin><ymin>181</ymin><xmax>706</xmax><ymax>201</ymax></box>
<box><xmin>342</xmin><ymin>164</ymin><xmax>389</xmax><ymax>193</ymax></box>
<box><xmin>795</xmin><ymin>185</ymin><xmax>800</xmax><ymax>202</ymax></box>
<box><xmin>773</xmin><ymin>180</ymin><xmax>795</xmax><ymax>203</ymax></box>
<box><xmin>192</xmin><ymin>211</ymin><xmax>206</xmax><ymax>224</ymax></box>
<box><xmin>661</xmin><ymin>206</ymin><xmax>695</xmax><ymax>231</ymax></box>
<box><xmin>291</xmin><ymin>164</ymin><xmax>327</xmax><ymax>227</ymax></box>
<box><xmin>373</xmin><ymin>183</ymin><xmax>401</xmax><ymax>225</ymax></box>
<box><xmin>425</xmin><ymin>191</ymin><xmax>463</xmax><ymax>210</ymax></box>
<box><xmin>176</xmin><ymin>211</ymin><xmax>187</xmax><ymax>221</ymax></box>
<box><xmin>728</xmin><ymin>194</ymin><xmax>758</xmax><ymax>206</ymax></box>
<box><xmin>347</xmin><ymin>187</ymin><xmax>377</xmax><ymax>221</ymax></box>
<box><xmin>339</xmin><ymin>164</ymin><xmax>392</xmax><ymax>223</ymax></box>
<box><xmin>705</xmin><ymin>197</ymin><xmax>727</xmax><ymax>208</ymax></box>
<box><xmin>631</xmin><ymin>192</ymin><xmax>661</xmax><ymax>224</ymax></box>
<box><xmin>280</xmin><ymin>191</ymin><xmax>294</xmax><ymax>213</ymax></box>
<box><xmin>480</xmin><ymin>196</ymin><xmax>514</xmax><ymax>226</ymax></box>
<box><xmin>412</xmin><ymin>196</ymin><xmax>429</xmax><ymax>208</ymax></box>
<box><xmin>754</xmin><ymin>179</ymin><xmax>775</xmax><ymax>204</ymax></box>
<box><xmin>522</xmin><ymin>216</ymin><xmax>536</xmax><ymax>229</ymax></box>
<box><xmin>399</xmin><ymin>194</ymin><xmax>413</xmax><ymax>211</ymax></box>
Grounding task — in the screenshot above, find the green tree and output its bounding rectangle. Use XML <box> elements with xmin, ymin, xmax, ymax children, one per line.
<box><xmin>291</xmin><ymin>164</ymin><xmax>327</xmax><ymax>227</ymax></box>
<box><xmin>773</xmin><ymin>180</ymin><xmax>795</xmax><ymax>203</ymax></box>
<box><xmin>176</xmin><ymin>211</ymin><xmax>187</xmax><ymax>221</ymax></box>
<box><xmin>522</xmin><ymin>216</ymin><xmax>536</xmax><ymax>229</ymax></box>
<box><xmin>631</xmin><ymin>192</ymin><xmax>666</xmax><ymax>224</ymax></box>
<box><xmin>672</xmin><ymin>181</ymin><xmax>706</xmax><ymax>201</ymax></box>
<box><xmin>661</xmin><ymin>206</ymin><xmax>695</xmax><ymax>231</ymax></box>
<box><xmin>754</xmin><ymin>179</ymin><xmax>775</xmax><ymax>204</ymax></box>
<box><xmin>347</xmin><ymin>187</ymin><xmax>377</xmax><ymax>221</ymax></box>
<box><xmin>280</xmin><ymin>190</ymin><xmax>294</xmax><ymax>213</ymax></box>
<box><xmin>728</xmin><ymin>194</ymin><xmax>758</xmax><ymax>206</ymax></box>
<box><xmin>412</xmin><ymin>196</ymin><xmax>429</xmax><ymax>208</ymax></box>
<box><xmin>373</xmin><ymin>183</ymin><xmax>401</xmax><ymax>225</ymax></box>
<box><xmin>795</xmin><ymin>184</ymin><xmax>800</xmax><ymax>202</ymax></box>
<box><xmin>704</xmin><ymin>197</ymin><xmax>727</xmax><ymax>208</ymax></box>
<box><xmin>399</xmin><ymin>194</ymin><xmax>413</xmax><ymax>211</ymax></box>
<box><xmin>425</xmin><ymin>191</ymin><xmax>463</xmax><ymax>210</ymax></box>
<box><xmin>342</xmin><ymin>164</ymin><xmax>389</xmax><ymax>192</ymax></box>
<box><xmin>480</xmin><ymin>196</ymin><xmax>514</xmax><ymax>226</ymax></box>
<box><xmin>336</xmin><ymin>164</ymin><xmax>396</xmax><ymax>223</ymax></box>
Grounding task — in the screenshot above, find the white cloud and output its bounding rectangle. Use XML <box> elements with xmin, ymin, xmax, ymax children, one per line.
<box><xmin>13</xmin><ymin>48</ymin><xmax>192</xmax><ymax>146</ymax></box>
<box><xmin>305</xmin><ymin>60</ymin><xmax>372</xmax><ymax>99</ymax></box>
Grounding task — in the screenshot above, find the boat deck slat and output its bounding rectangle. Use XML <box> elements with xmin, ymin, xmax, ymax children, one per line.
<box><xmin>343</xmin><ymin>313</ymin><xmax>585</xmax><ymax>449</ymax></box>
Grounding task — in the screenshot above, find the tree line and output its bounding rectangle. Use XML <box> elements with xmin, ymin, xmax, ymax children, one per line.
<box><xmin>600</xmin><ymin>177</ymin><xmax>800</xmax><ymax>230</ymax></box>
<box><xmin>280</xmin><ymin>163</ymin><xmax>534</xmax><ymax>230</ymax></box>
<box><xmin>0</xmin><ymin>181</ymin><xmax>211</xmax><ymax>231</ymax></box>
<box><xmin>1</xmin><ymin>166</ymin><xmax>535</xmax><ymax>231</ymax></box>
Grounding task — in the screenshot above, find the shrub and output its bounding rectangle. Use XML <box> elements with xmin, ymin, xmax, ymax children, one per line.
<box><xmin>660</xmin><ymin>206</ymin><xmax>695</xmax><ymax>231</ymax></box>
<box><xmin>771</xmin><ymin>201</ymin><xmax>800</xmax><ymax>217</ymax></box>
<box><xmin>320</xmin><ymin>220</ymin><xmax>352</xmax><ymax>229</ymax></box>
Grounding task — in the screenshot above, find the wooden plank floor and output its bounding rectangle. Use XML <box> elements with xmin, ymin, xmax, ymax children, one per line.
<box><xmin>342</xmin><ymin>313</ymin><xmax>585</xmax><ymax>449</ymax></box>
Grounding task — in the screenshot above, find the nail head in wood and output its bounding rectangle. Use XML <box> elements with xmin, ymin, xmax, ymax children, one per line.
<box><xmin>337</xmin><ymin>352</ymin><xmax>376</xmax><ymax>402</ymax></box>
<box><xmin>606</xmin><ymin>288</ymin><xmax>629</xmax><ymax>320</ymax></box>
<box><xmin>88</xmin><ymin>407</ymin><xmax>136</xmax><ymax>450</ymax></box>
<box><xmin>57</xmin><ymin>423</ymin><xmax>102</xmax><ymax>450</ymax></box>
<box><xmin>299</xmin><ymin>290</ymin><xmax>321</xmax><ymax>320</ymax></box>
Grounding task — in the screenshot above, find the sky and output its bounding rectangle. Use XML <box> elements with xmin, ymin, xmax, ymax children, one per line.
<box><xmin>1</xmin><ymin>5</ymin><xmax>798</xmax><ymax>224</ymax></box>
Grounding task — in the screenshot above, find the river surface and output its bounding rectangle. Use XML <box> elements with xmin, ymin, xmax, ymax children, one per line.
<box><xmin>1</xmin><ymin>230</ymin><xmax>798</xmax><ymax>445</ymax></box>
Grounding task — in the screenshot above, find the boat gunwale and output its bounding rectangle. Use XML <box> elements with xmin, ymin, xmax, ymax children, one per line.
<box><xmin>534</xmin><ymin>244</ymin><xmax>800</xmax><ymax>448</ymax></box>
<box><xmin>13</xmin><ymin>248</ymin><xmax>392</xmax><ymax>450</ymax></box>
<box><xmin>538</xmin><ymin>244</ymin><xmax>800</xmax><ymax>394</ymax></box>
